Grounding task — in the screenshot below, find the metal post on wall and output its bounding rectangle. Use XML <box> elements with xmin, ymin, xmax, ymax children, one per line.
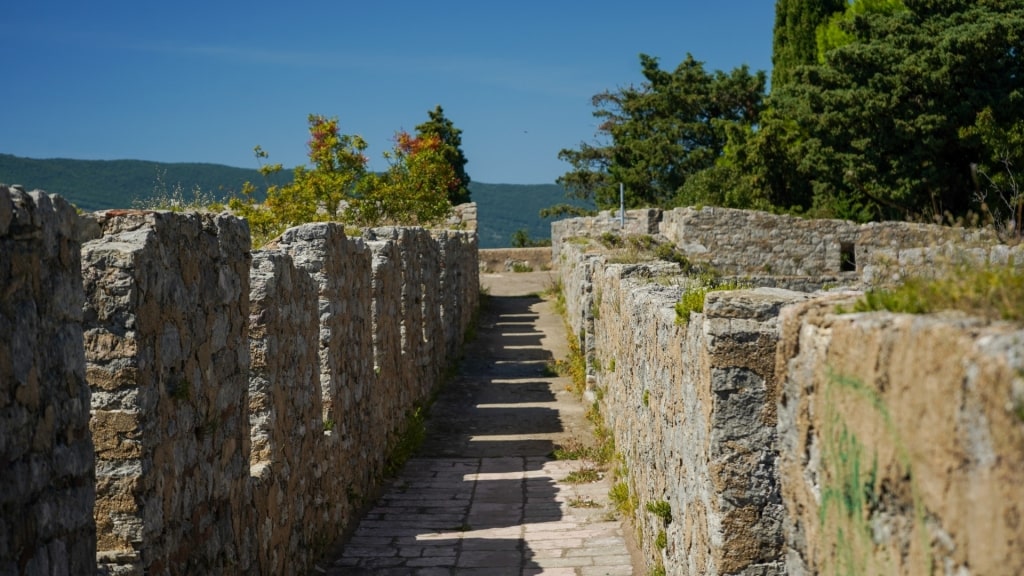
<box><xmin>619</xmin><ymin>182</ymin><xmax>625</xmax><ymax>228</ymax></box>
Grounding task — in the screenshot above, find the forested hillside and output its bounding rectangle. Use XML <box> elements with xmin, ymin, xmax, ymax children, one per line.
<box><xmin>0</xmin><ymin>153</ymin><xmax>291</xmax><ymax>212</ymax></box>
<box><xmin>0</xmin><ymin>153</ymin><xmax>585</xmax><ymax>248</ymax></box>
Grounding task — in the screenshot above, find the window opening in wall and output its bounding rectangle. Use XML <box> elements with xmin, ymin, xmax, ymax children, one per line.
<box><xmin>840</xmin><ymin>243</ymin><xmax>856</xmax><ymax>272</ymax></box>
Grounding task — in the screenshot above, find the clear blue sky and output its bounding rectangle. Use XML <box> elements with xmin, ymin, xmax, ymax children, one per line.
<box><xmin>3</xmin><ymin>1</ymin><xmax>775</xmax><ymax>185</ymax></box>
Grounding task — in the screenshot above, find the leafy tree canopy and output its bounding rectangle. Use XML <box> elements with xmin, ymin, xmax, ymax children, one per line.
<box><xmin>772</xmin><ymin>0</ymin><xmax>847</xmax><ymax>88</ymax></box>
<box><xmin>229</xmin><ymin>114</ymin><xmax>460</xmax><ymax>246</ymax></box>
<box><xmin>816</xmin><ymin>0</ymin><xmax>907</xmax><ymax>62</ymax></box>
<box><xmin>767</xmin><ymin>0</ymin><xmax>1024</xmax><ymax>221</ymax></box>
<box><xmin>557</xmin><ymin>54</ymin><xmax>766</xmax><ymax>210</ymax></box>
<box><xmin>415</xmin><ymin>105</ymin><xmax>472</xmax><ymax>205</ymax></box>
<box><xmin>348</xmin><ymin>131</ymin><xmax>458</xmax><ymax>227</ymax></box>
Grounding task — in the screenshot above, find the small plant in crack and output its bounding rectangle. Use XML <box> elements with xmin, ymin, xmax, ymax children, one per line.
<box><xmin>568</xmin><ymin>495</ymin><xmax>601</xmax><ymax>509</ymax></box>
<box><xmin>565</xmin><ymin>467</ymin><xmax>601</xmax><ymax>484</ymax></box>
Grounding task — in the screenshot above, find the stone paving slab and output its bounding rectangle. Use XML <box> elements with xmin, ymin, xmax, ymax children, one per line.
<box><xmin>318</xmin><ymin>276</ymin><xmax>638</xmax><ymax>575</ymax></box>
<box><xmin>322</xmin><ymin>457</ymin><xmax>633</xmax><ymax>575</ymax></box>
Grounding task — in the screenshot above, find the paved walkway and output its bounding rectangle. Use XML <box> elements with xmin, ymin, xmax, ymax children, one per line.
<box><xmin>318</xmin><ymin>272</ymin><xmax>638</xmax><ymax>575</ymax></box>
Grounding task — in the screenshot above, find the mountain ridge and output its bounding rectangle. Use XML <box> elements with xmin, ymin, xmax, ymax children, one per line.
<box><xmin>0</xmin><ymin>153</ymin><xmax>589</xmax><ymax>248</ymax></box>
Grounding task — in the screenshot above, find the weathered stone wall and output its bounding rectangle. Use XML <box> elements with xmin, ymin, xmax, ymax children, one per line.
<box><xmin>81</xmin><ymin>210</ymin><xmax>253</xmax><ymax>574</ymax></box>
<box><xmin>551</xmin><ymin>209</ymin><xmax>662</xmax><ymax>258</ymax></box>
<box><xmin>247</xmin><ymin>250</ymin><xmax>321</xmax><ymax>575</ymax></box>
<box><xmin>269</xmin><ymin>222</ymin><xmax>377</xmax><ymax>542</ymax></box>
<box><xmin>447</xmin><ymin>201</ymin><xmax>478</xmax><ymax>232</ymax></box>
<box><xmin>660</xmin><ymin>207</ymin><xmax>859</xmax><ymax>276</ymax></box>
<box><xmin>556</xmin><ymin>206</ymin><xmax>1021</xmax><ymax>284</ymax></box>
<box><xmin>776</xmin><ymin>298</ymin><xmax>1024</xmax><ymax>575</ymax></box>
<box><xmin>478</xmin><ymin>247</ymin><xmax>552</xmax><ymax>273</ymax></box>
<box><xmin>434</xmin><ymin>229</ymin><xmax>480</xmax><ymax>361</ymax></box>
<box><xmin>74</xmin><ymin>212</ymin><xmax>475</xmax><ymax>575</ymax></box>
<box><xmin>0</xmin><ymin>186</ymin><xmax>96</xmax><ymax>575</ymax></box>
<box><xmin>556</xmin><ymin>207</ymin><xmax>1024</xmax><ymax>575</ymax></box>
<box><xmin>559</xmin><ymin>242</ymin><xmax>805</xmax><ymax>574</ymax></box>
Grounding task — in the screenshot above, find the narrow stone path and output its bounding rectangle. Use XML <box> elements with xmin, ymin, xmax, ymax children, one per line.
<box><xmin>318</xmin><ymin>272</ymin><xmax>638</xmax><ymax>575</ymax></box>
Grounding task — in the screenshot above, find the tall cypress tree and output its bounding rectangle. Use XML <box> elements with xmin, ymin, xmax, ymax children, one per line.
<box><xmin>415</xmin><ymin>105</ymin><xmax>472</xmax><ymax>205</ymax></box>
<box><xmin>772</xmin><ymin>0</ymin><xmax>846</xmax><ymax>89</ymax></box>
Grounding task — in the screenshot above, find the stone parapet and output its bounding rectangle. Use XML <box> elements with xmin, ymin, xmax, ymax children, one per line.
<box><xmin>0</xmin><ymin>186</ymin><xmax>96</xmax><ymax>575</ymax></box>
<box><xmin>659</xmin><ymin>206</ymin><xmax>858</xmax><ymax>276</ymax></box>
<box><xmin>81</xmin><ymin>209</ymin><xmax>252</xmax><ymax>575</ymax></box>
<box><xmin>775</xmin><ymin>299</ymin><xmax>1024</xmax><ymax>575</ymax></box>
<box><xmin>74</xmin><ymin>210</ymin><xmax>478</xmax><ymax>575</ymax></box>
<box><xmin>556</xmin><ymin>212</ymin><xmax>1024</xmax><ymax>575</ymax></box>
<box><xmin>551</xmin><ymin>209</ymin><xmax>662</xmax><ymax>258</ymax></box>
<box><xmin>559</xmin><ymin>237</ymin><xmax>806</xmax><ymax>574</ymax></box>
<box><xmin>2</xmin><ymin>187</ymin><xmax>479</xmax><ymax>576</ymax></box>
<box><xmin>247</xmin><ymin>250</ymin><xmax>322</xmax><ymax>574</ymax></box>
<box><xmin>555</xmin><ymin>205</ymin><xmax>1023</xmax><ymax>286</ymax></box>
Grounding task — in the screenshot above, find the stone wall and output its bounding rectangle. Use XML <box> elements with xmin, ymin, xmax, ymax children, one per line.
<box><xmin>0</xmin><ymin>186</ymin><xmax>96</xmax><ymax>575</ymax></box>
<box><xmin>1</xmin><ymin>189</ymin><xmax>479</xmax><ymax>575</ymax></box>
<box><xmin>478</xmin><ymin>247</ymin><xmax>552</xmax><ymax>273</ymax></box>
<box><xmin>81</xmin><ymin>209</ymin><xmax>253</xmax><ymax>574</ymax></box>
<box><xmin>78</xmin><ymin>214</ymin><xmax>478</xmax><ymax>575</ymax></box>
<box><xmin>551</xmin><ymin>209</ymin><xmax>661</xmax><ymax>258</ymax></box>
<box><xmin>555</xmin><ymin>206</ymin><xmax>1020</xmax><ymax>284</ymax></box>
<box><xmin>555</xmin><ymin>207</ymin><xmax>1024</xmax><ymax>575</ymax></box>
<box><xmin>776</xmin><ymin>297</ymin><xmax>1024</xmax><ymax>575</ymax></box>
<box><xmin>247</xmin><ymin>250</ymin><xmax>321</xmax><ymax>575</ymax></box>
<box><xmin>558</xmin><ymin>244</ymin><xmax>804</xmax><ymax>574</ymax></box>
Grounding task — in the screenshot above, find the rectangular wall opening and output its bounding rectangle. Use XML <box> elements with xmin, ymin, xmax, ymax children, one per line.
<box><xmin>840</xmin><ymin>242</ymin><xmax>856</xmax><ymax>272</ymax></box>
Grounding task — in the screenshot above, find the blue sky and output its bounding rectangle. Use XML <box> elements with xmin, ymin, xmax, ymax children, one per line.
<box><xmin>3</xmin><ymin>1</ymin><xmax>775</xmax><ymax>184</ymax></box>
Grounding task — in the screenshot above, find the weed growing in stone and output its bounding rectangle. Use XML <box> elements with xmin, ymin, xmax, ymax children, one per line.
<box><xmin>646</xmin><ymin>500</ymin><xmax>672</xmax><ymax>523</ymax></box>
<box><xmin>674</xmin><ymin>274</ymin><xmax>747</xmax><ymax>326</ymax></box>
<box><xmin>599</xmin><ymin>231</ymin><xmax>623</xmax><ymax>249</ymax></box>
<box><xmin>655</xmin><ymin>529</ymin><xmax>667</xmax><ymax>550</ymax></box>
<box><xmin>844</xmin><ymin>261</ymin><xmax>1024</xmax><ymax>322</ymax></box>
<box><xmin>557</xmin><ymin>333</ymin><xmax>587</xmax><ymax>397</ymax></box>
<box><xmin>384</xmin><ymin>405</ymin><xmax>426</xmax><ymax>477</ymax></box>
<box><xmin>565</xmin><ymin>467</ymin><xmax>601</xmax><ymax>484</ymax></box>
<box><xmin>551</xmin><ymin>439</ymin><xmax>590</xmax><ymax>460</ymax></box>
<box><xmin>568</xmin><ymin>496</ymin><xmax>601</xmax><ymax>508</ymax></box>
<box><xmin>609</xmin><ymin>480</ymin><xmax>636</xmax><ymax>518</ymax></box>
<box><xmin>511</xmin><ymin>262</ymin><xmax>534</xmax><ymax>273</ymax></box>
<box><xmin>135</xmin><ymin>169</ymin><xmax>224</xmax><ymax>212</ymax></box>
<box><xmin>169</xmin><ymin>377</ymin><xmax>191</xmax><ymax>401</ymax></box>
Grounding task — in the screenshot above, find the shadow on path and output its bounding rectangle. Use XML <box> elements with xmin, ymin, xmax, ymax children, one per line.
<box><xmin>320</xmin><ymin>286</ymin><xmax>634</xmax><ymax>575</ymax></box>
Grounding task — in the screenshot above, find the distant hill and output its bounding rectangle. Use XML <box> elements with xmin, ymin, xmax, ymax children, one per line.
<box><xmin>0</xmin><ymin>153</ymin><xmax>590</xmax><ymax>248</ymax></box>
<box><xmin>470</xmin><ymin>182</ymin><xmax>593</xmax><ymax>248</ymax></box>
<box><xmin>0</xmin><ymin>153</ymin><xmax>292</xmax><ymax>213</ymax></box>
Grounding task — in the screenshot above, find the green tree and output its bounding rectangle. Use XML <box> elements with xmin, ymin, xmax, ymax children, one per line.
<box><xmin>346</xmin><ymin>132</ymin><xmax>456</xmax><ymax>226</ymax></box>
<box><xmin>816</xmin><ymin>0</ymin><xmax>907</xmax><ymax>62</ymax></box>
<box><xmin>557</xmin><ymin>54</ymin><xmax>766</xmax><ymax>210</ymax></box>
<box><xmin>510</xmin><ymin>228</ymin><xmax>551</xmax><ymax>248</ymax></box>
<box><xmin>415</xmin><ymin>105</ymin><xmax>471</xmax><ymax>205</ymax></box>
<box><xmin>766</xmin><ymin>0</ymin><xmax>1024</xmax><ymax>221</ymax></box>
<box><xmin>229</xmin><ymin>115</ymin><xmax>458</xmax><ymax>246</ymax></box>
<box><xmin>771</xmin><ymin>0</ymin><xmax>847</xmax><ymax>88</ymax></box>
<box><xmin>961</xmin><ymin>108</ymin><xmax>1024</xmax><ymax>238</ymax></box>
<box><xmin>230</xmin><ymin>115</ymin><xmax>369</xmax><ymax>245</ymax></box>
